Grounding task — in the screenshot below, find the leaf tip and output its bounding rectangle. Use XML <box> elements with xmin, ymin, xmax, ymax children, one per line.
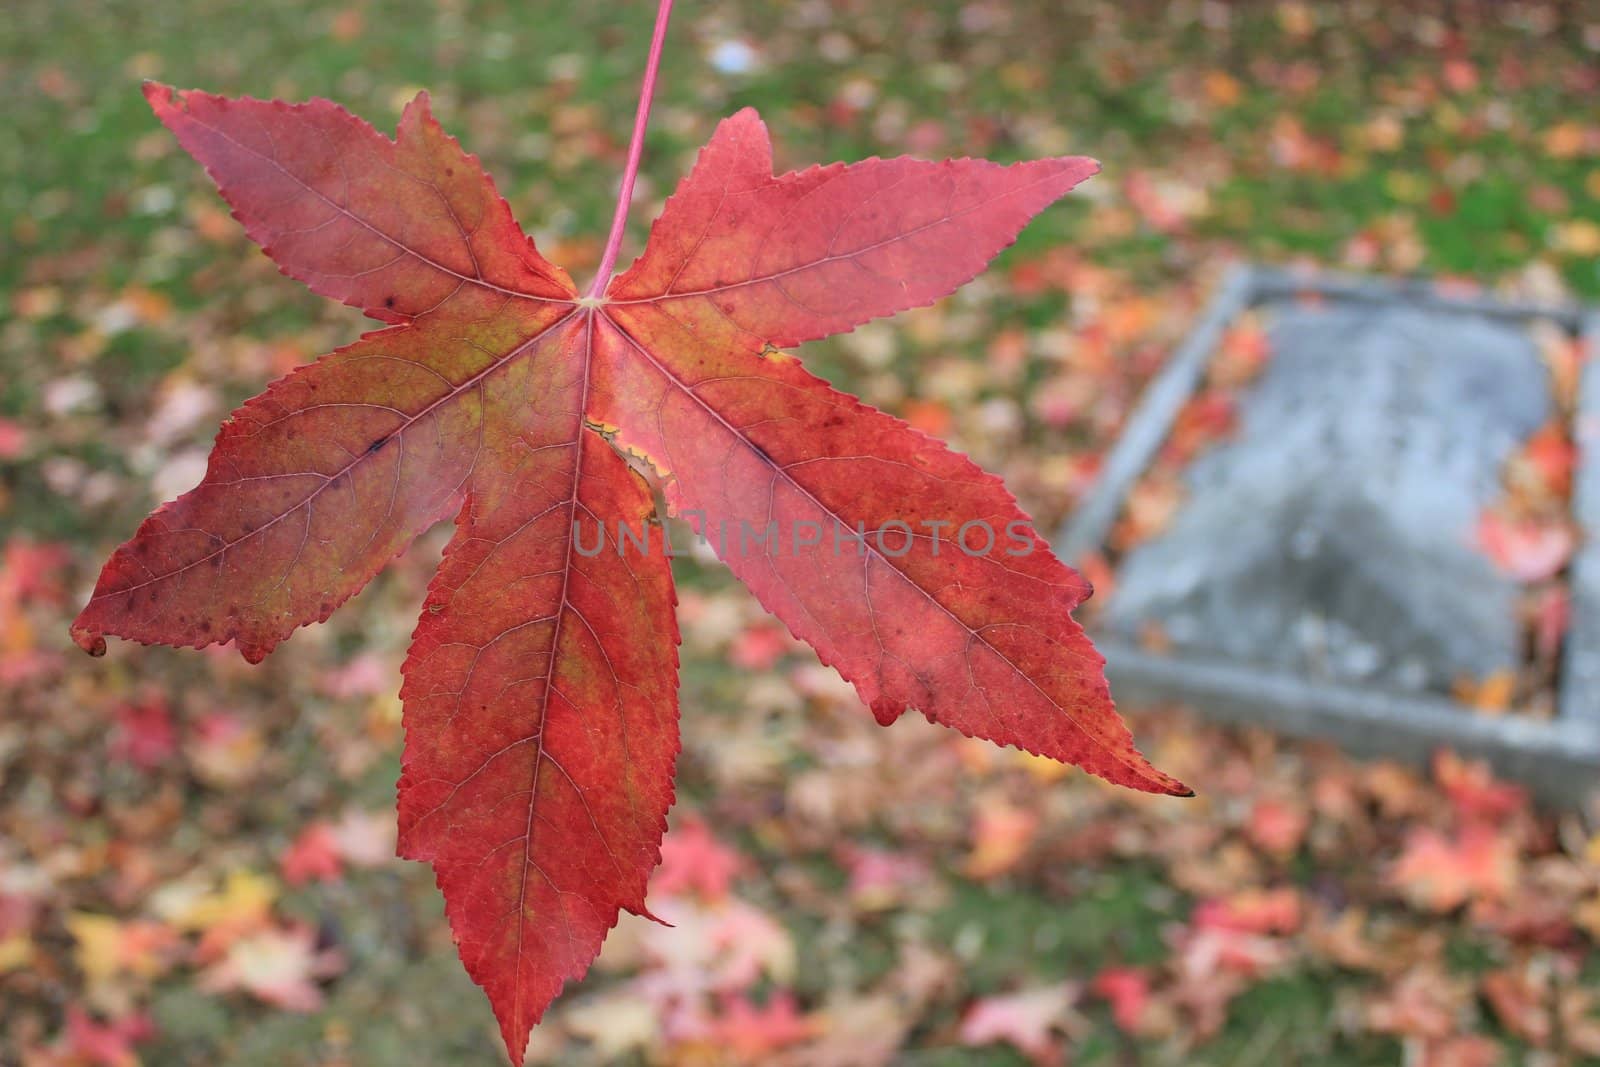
<box><xmin>1139</xmin><ymin>767</ymin><xmax>1195</xmax><ymax>798</ymax></box>
<box><xmin>238</xmin><ymin>643</ymin><xmax>272</xmax><ymax>665</ymax></box>
<box><xmin>713</xmin><ymin>106</ymin><xmax>775</xmax><ymax>178</ymax></box>
<box><xmin>630</xmin><ymin>902</ymin><xmax>674</xmax><ymax>928</ymax></box>
<box><xmin>400</xmin><ymin>88</ymin><xmax>435</xmax><ymax>130</ymax></box>
<box><xmin>1117</xmin><ymin>742</ymin><xmax>1194</xmax><ymax>796</ymax></box>
<box><xmin>500</xmin><ymin>1028</ymin><xmax>530</xmax><ymax>1067</ymax></box>
<box><xmin>1052</xmin><ymin>155</ymin><xmax>1102</xmax><ymax>187</ymax></box>
<box><xmin>870</xmin><ymin>700</ymin><xmax>905</xmax><ymax>727</ymax></box>
<box><xmin>1158</xmin><ymin>777</ymin><xmax>1196</xmax><ymax>799</ymax></box>
<box><xmin>69</xmin><ymin>623</ymin><xmax>106</xmax><ymax>657</ymax></box>
<box><xmin>141</xmin><ymin>80</ymin><xmax>178</xmax><ymax>112</ymax></box>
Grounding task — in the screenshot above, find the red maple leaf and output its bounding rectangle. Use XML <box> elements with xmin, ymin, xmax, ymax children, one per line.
<box><xmin>70</xmin><ymin>31</ymin><xmax>1187</xmax><ymax>1060</ymax></box>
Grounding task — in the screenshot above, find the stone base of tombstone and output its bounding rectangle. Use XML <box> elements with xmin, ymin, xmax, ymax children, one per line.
<box><xmin>1058</xmin><ymin>266</ymin><xmax>1600</xmax><ymax>808</ymax></box>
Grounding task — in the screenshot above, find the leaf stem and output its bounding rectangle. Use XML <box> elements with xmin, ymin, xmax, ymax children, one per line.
<box><xmin>587</xmin><ymin>0</ymin><xmax>675</xmax><ymax>299</ymax></box>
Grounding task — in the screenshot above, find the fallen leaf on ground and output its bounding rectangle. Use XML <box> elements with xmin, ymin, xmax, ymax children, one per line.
<box><xmin>959</xmin><ymin>984</ymin><xmax>1078</xmax><ymax>1066</ymax></box>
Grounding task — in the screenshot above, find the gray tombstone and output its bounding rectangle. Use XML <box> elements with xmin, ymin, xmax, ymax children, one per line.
<box><xmin>1057</xmin><ymin>267</ymin><xmax>1600</xmax><ymax>806</ymax></box>
<box><xmin>1107</xmin><ymin>302</ymin><xmax>1549</xmax><ymax>694</ymax></box>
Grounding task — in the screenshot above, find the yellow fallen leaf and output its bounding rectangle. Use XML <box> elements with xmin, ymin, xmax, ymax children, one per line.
<box><xmin>0</xmin><ymin>932</ymin><xmax>34</xmax><ymax>973</ymax></box>
<box><xmin>1553</xmin><ymin>219</ymin><xmax>1600</xmax><ymax>257</ymax></box>
<box><xmin>170</xmin><ymin>870</ymin><xmax>277</xmax><ymax>932</ymax></box>
<box><xmin>68</xmin><ymin>913</ymin><xmax>126</xmax><ymax>984</ymax></box>
<box><xmin>67</xmin><ymin>913</ymin><xmax>177</xmax><ymax>983</ymax></box>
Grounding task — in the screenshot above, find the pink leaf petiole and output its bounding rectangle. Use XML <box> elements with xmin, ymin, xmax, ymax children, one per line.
<box><xmin>586</xmin><ymin>0</ymin><xmax>676</xmax><ymax>299</ymax></box>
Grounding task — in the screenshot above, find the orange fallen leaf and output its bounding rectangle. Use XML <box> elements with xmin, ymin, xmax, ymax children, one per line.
<box><xmin>1390</xmin><ymin>823</ymin><xmax>1519</xmax><ymax>912</ymax></box>
<box><xmin>963</xmin><ymin>796</ymin><xmax>1041</xmax><ymax>879</ymax></box>
<box><xmin>1452</xmin><ymin>669</ymin><xmax>1515</xmax><ymax>713</ymax></box>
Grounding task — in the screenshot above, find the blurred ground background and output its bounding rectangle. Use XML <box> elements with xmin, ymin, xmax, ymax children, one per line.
<box><xmin>4</xmin><ymin>1</ymin><xmax>1600</xmax><ymax>1064</ymax></box>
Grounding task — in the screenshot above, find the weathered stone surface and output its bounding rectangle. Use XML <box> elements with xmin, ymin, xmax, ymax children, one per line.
<box><xmin>1106</xmin><ymin>301</ymin><xmax>1550</xmax><ymax>694</ymax></box>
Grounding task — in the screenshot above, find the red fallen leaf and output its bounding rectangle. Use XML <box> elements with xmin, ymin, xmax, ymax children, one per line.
<box><xmin>1245</xmin><ymin>795</ymin><xmax>1309</xmax><ymax>857</ymax></box>
<box><xmin>1343</xmin><ymin>230</ymin><xmax>1382</xmax><ymax>269</ymax></box>
<box><xmin>1514</xmin><ymin>422</ymin><xmax>1576</xmax><ymax>499</ymax></box>
<box><xmin>1</xmin><ymin>539</ymin><xmax>72</xmax><ymax>607</ymax></box>
<box><xmin>1431</xmin><ymin>751</ymin><xmax>1528</xmax><ymax>824</ymax></box>
<box><xmin>0</xmin><ymin>892</ymin><xmax>38</xmax><ymax>943</ymax></box>
<box><xmin>69</xmin><ymin>82</ymin><xmax>1187</xmax><ymax>1061</ymax></box>
<box><xmin>0</xmin><ymin>417</ymin><xmax>27</xmax><ymax>459</ymax></box>
<box><xmin>108</xmin><ymin>695</ymin><xmax>177</xmax><ymax>770</ymax></box>
<box><xmin>1090</xmin><ymin>966</ymin><xmax>1151</xmax><ymax>1033</ymax></box>
<box><xmin>1161</xmin><ymin>389</ymin><xmax>1236</xmax><ymax>465</ymax></box>
<box><xmin>58</xmin><ymin>1007</ymin><xmax>156</xmax><ymax>1067</ymax></box>
<box><xmin>1443</xmin><ymin>58</ymin><xmax>1480</xmax><ymax>94</ymax></box>
<box><xmin>700</xmin><ymin>991</ymin><xmax>817</xmax><ymax>1059</ymax></box>
<box><xmin>838</xmin><ymin>843</ymin><xmax>931</xmax><ymax>910</ymax></box>
<box><xmin>316</xmin><ymin>652</ymin><xmax>392</xmax><ymax>699</ymax></box>
<box><xmin>280</xmin><ymin>822</ymin><xmax>344</xmax><ymax>886</ymax></box>
<box><xmin>1476</xmin><ymin>510</ymin><xmax>1573</xmax><ymax>582</ymax></box>
<box><xmin>1193</xmin><ymin>888</ymin><xmax>1303</xmax><ymax>938</ymax></box>
<box><xmin>651</xmin><ymin>815</ymin><xmax>743</xmax><ymax>902</ymax></box>
<box><xmin>1165</xmin><ymin>891</ymin><xmax>1298</xmax><ymax>1033</ymax></box>
<box><xmin>729</xmin><ymin>622</ymin><xmax>793</xmax><ymax>671</ymax></box>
